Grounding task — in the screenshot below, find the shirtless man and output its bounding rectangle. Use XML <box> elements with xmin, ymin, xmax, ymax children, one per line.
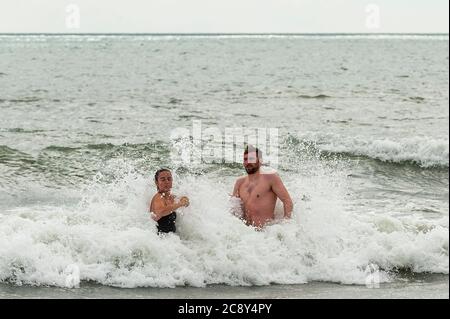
<box><xmin>232</xmin><ymin>146</ymin><xmax>293</xmax><ymax>228</ymax></box>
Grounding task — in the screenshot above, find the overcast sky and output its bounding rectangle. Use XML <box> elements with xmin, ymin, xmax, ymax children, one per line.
<box><xmin>0</xmin><ymin>0</ymin><xmax>448</xmax><ymax>33</ymax></box>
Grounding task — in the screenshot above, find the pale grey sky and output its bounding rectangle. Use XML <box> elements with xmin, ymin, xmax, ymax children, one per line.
<box><xmin>0</xmin><ymin>0</ymin><xmax>448</xmax><ymax>33</ymax></box>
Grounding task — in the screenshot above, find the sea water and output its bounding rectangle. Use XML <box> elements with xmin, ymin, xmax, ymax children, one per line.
<box><xmin>0</xmin><ymin>34</ymin><xmax>448</xmax><ymax>298</ymax></box>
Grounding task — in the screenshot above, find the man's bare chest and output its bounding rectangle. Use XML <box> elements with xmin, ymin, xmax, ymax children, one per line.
<box><xmin>239</xmin><ymin>180</ymin><xmax>271</xmax><ymax>200</ymax></box>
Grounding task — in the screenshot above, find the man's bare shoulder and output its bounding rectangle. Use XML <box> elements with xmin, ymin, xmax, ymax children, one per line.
<box><xmin>260</xmin><ymin>166</ymin><xmax>278</xmax><ymax>175</ymax></box>
<box><xmin>235</xmin><ymin>176</ymin><xmax>247</xmax><ymax>185</ymax></box>
<box><xmin>262</xmin><ymin>171</ymin><xmax>283</xmax><ymax>185</ymax></box>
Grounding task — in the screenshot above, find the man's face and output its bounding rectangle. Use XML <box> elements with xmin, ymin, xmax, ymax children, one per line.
<box><xmin>244</xmin><ymin>152</ymin><xmax>261</xmax><ymax>175</ymax></box>
<box><xmin>156</xmin><ymin>171</ymin><xmax>173</xmax><ymax>193</ymax></box>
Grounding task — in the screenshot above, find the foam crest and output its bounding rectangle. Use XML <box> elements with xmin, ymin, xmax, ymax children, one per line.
<box><xmin>0</xmin><ymin>159</ymin><xmax>447</xmax><ymax>288</ymax></box>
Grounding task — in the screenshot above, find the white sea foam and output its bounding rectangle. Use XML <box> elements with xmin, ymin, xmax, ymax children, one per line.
<box><xmin>0</xmin><ymin>34</ymin><xmax>447</xmax><ymax>42</ymax></box>
<box><xmin>0</xmin><ymin>159</ymin><xmax>447</xmax><ymax>288</ymax></box>
<box><xmin>294</xmin><ymin>134</ymin><xmax>449</xmax><ymax>168</ymax></box>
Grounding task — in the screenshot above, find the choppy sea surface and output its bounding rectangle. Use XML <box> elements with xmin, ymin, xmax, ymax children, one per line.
<box><xmin>0</xmin><ymin>34</ymin><xmax>448</xmax><ymax>298</ymax></box>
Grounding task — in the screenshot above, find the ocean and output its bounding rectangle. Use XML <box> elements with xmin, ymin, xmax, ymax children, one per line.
<box><xmin>0</xmin><ymin>34</ymin><xmax>448</xmax><ymax>299</ymax></box>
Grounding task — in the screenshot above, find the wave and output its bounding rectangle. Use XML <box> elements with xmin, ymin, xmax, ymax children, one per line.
<box><xmin>285</xmin><ymin>135</ymin><xmax>449</xmax><ymax>169</ymax></box>
<box><xmin>0</xmin><ymin>145</ymin><xmax>32</xmax><ymax>161</ymax></box>
<box><xmin>1</xmin><ymin>128</ymin><xmax>46</xmax><ymax>134</ymax></box>
<box><xmin>298</xmin><ymin>94</ymin><xmax>332</xmax><ymax>99</ymax></box>
<box><xmin>1</xmin><ymin>132</ymin><xmax>448</xmax><ymax>183</ymax></box>
<box><xmin>0</xmin><ymin>142</ymin><xmax>173</xmax><ymax>188</ymax></box>
<box><xmin>1</xmin><ymin>34</ymin><xmax>448</xmax><ymax>41</ymax></box>
<box><xmin>0</xmin><ymin>161</ymin><xmax>447</xmax><ymax>288</ymax></box>
<box><xmin>408</xmin><ymin>96</ymin><xmax>426</xmax><ymax>103</ymax></box>
<box><xmin>7</xmin><ymin>97</ymin><xmax>41</xmax><ymax>103</ymax></box>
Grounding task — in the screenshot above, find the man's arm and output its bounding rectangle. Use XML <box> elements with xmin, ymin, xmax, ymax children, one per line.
<box><xmin>231</xmin><ymin>178</ymin><xmax>245</xmax><ymax>218</ymax></box>
<box><xmin>232</xmin><ymin>177</ymin><xmax>244</xmax><ymax>197</ymax></box>
<box><xmin>271</xmin><ymin>174</ymin><xmax>293</xmax><ymax>219</ymax></box>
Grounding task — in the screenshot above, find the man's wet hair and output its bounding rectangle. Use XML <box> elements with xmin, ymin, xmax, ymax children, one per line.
<box><xmin>244</xmin><ymin>145</ymin><xmax>262</xmax><ymax>159</ymax></box>
<box><xmin>154</xmin><ymin>168</ymin><xmax>171</xmax><ymax>181</ymax></box>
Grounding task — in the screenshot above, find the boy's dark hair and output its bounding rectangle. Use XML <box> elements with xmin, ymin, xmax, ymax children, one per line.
<box><xmin>244</xmin><ymin>145</ymin><xmax>262</xmax><ymax>159</ymax></box>
<box><xmin>154</xmin><ymin>168</ymin><xmax>171</xmax><ymax>181</ymax></box>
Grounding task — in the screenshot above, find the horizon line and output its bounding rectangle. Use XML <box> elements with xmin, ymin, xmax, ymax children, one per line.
<box><xmin>0</xmin><ymin>32</ymin><xmax>448</xmax><ymax>36</ymax></box>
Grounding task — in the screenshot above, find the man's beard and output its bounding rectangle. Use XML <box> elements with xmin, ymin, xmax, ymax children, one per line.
<box><xmin>245</xmin><ymin>166</ymin><xmax>259</xmax><ymax>175</ymax></box>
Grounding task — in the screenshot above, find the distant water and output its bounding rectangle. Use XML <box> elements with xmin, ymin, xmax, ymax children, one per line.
<box><xmin>0</xmin><ymin>34</ymin><xmax>448</xmax><ymax>298</ymax></box>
